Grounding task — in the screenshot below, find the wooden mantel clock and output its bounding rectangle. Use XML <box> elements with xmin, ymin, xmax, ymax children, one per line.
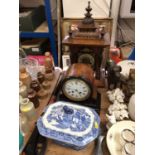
<box><xmin>62</xmin><ymin>1</ymin><xmax>110</xmax><ymax>79</ymax></box>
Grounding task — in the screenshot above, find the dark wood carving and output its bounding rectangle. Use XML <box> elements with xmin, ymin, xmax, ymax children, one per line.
<box><xmin>62</xmin><ymin>1</ymin><xmax>110</xmax><ymax>80</ymax></box>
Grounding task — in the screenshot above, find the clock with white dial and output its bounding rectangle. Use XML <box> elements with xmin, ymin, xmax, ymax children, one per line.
<box><xmin>62</xmin><ymin>77</ymin><xmax>92</xmax><ymax>101</ymax></box>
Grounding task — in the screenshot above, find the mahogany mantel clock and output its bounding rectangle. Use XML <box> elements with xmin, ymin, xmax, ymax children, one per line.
<box><xmin>62</xmin><ymin>1</ymin><xmax>110</xmax><ymax>79</ymax></box>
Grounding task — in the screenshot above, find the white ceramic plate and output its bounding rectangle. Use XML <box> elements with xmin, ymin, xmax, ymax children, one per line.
<box><xmin>106</xmin><ymin>120</ymin><xmax>135</xmax><ymax>155</ymax></box>
<box><xmin>117</xmin><ymin>60</ymin><xmax>135</xmax><ymax>78</ymax></box>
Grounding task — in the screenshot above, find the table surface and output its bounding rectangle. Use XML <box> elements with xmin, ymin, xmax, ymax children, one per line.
<box><xmin>20</xmin><ymin>76</ymin><xmax>111</xmax><ymax>155</ymax></box>
<box><xmin>20</xmin><ymin>68</ymin><xmax>62</xmax><ymax>154</ymax></box>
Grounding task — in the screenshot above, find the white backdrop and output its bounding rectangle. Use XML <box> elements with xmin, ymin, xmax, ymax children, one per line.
<box><xmin>62</xmin><ymin>0</ymin><xmax>111</xmax><ymax>18</ymax></box>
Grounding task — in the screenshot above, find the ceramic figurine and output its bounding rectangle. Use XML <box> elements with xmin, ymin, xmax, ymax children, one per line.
<box><xmin>105</xmin><ymin>60</ymin><xmax>128</xmax><ymax>90</ymax></box>
<box><xmin>19</xmin><ymin>66</ymin><xmax>31</xmax><ymax>88</ymax></box>
<box><xmin>107</xmin><ymin>88</ymin><xmax>125</xmax><ymax>103</ymax></box>
<box><xmin>19</xmin><ymin>81</ymin><xmax>27</xmax><ymax>98</ymax></box>
<box><xmin>106</xmin><ymin>113</ymin><xmax>116</xmax><ymax>129</ymax></box>
<box><xmin>27</xmin><ymin>88</ymin><xmax>39</xmax><ymax>108</ymax></box>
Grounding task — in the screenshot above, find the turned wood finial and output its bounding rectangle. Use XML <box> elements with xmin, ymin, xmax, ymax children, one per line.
<box><xmin>82</xmin><ymin>1</ymin><xmax>94</xmax><ymax>24</ymax></box>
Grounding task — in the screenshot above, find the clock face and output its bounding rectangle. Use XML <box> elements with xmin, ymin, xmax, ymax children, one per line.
<box><xmin>62</xmin><ymin>78</ymin><xmax>92</xmax><ymax>101</ymax></box>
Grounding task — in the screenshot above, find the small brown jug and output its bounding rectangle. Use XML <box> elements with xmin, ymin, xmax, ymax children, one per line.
<box><xmin>27</xmin><ymin>88</ymin><xmax>40</xmax><ymax>108</ymax></box>
<box><xmin>37</xmin><ymin>72</ymin><xmax>45</xmax><ymax>84</ymax></box>
<box><xmin>19</xmin><ymin>67</ymin><xmax>31</xmax><ymax>88</ymax></box>
<box><xmin>44</xmin><ymin>52</ymin><xmax>55</xmax><ymax>70</ymax></box>
<box><xmin>30</xmin><ymin>80</ymin><xmax>41</xmax><ymax>92</ymax></box>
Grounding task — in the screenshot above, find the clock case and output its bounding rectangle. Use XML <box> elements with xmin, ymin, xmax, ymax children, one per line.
<box><xmin>54</xmin><ymin>76</ymin><xmax>101</xmax><ymax>114</ymax></box>
<box><xmin>62</xmin><ymin>2</ymin><xmax>110</xmax><ymax>79</ymax></box>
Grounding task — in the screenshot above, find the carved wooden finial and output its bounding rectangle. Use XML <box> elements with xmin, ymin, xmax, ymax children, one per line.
<box><xmin>82</xmin><ymin>1</ymin><xmax>94</xmax><ymax>24</ymax></box>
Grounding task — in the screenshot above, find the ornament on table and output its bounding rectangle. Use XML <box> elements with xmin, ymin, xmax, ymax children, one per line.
<box><xmin>37</xmin><ymin>89</ymin><xmax>48</xmax><ymax>99</ymax></box>
<box><xmin>19</xmin><ymin>81</ymin><xmax>28</xmax><ymax>98</ymax></box>
<box><xmin>45</xmin><ymin>71</ymin><xmax>54</xmax><ymax>81</ymax></box>
<box><xmin>106</xmin><ymin>113</ymin><xmax>117</xmax><ymax>129</ymax></box>
<box><xmin>30</xmin><ymin>80</ymin><xmax>41</xmax><ymax>92</ymax></box>
<box><xmin>42</xmin><ymin>80</ymin><xmax>51</xmax><ymax>90</ymax></box>
<box><xmin>19</xmin><ymin>66</ymin><xmax>31</xmax><ymax>88</ymax></box>
<box><xmin>107</xmin><ymin>88</ymin><xmax>125</xmax><ymax>103</ymax></box>
<box><xmin>105</xmin><ymin>60</ymin><xmax>126</xmax><ymax>90</ymax></box>
<box><xmin>19</xmin><ymin>113</ymin><xmax>29</xmax><ymax>135</ymax></box>
<box><xmin>107</xmin><ymin>88</ymin><xmax>129</xmax><ymax>121</ymax></box>
<box><xmin>37</xmin><ymin>72</ymin><xmax>45</xmax><ymax>84</ymax></box>
<box><xmin>44</xmin><ymin>52</ymin><xmax>55</xmax><ymax>72</ymax></box>
<box><xmin>27</xmin><ymin>88</ymin><xmax>40</xmax><ymax>108</ymax></box>
<box><xmin>20</xmin><ymin>98</ymin><xmax>36</xmax><ymax>121</ymax></box>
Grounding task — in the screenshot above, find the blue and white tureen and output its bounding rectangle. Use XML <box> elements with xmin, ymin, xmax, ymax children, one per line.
<box><xmin>37</xmin><ymin>101</ymin><xmax>100</xmax><ymax>150</ymax></box>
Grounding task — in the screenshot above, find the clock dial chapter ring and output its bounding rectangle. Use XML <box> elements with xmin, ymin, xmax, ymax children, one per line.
<box><xmin>62</xmin><ymin>76</ymin><xmax>93</xmax><ymax>102</ymax></box>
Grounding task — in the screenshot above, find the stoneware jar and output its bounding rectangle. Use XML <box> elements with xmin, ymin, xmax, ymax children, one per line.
<box><xmin>19</xmin><ymin>66</ymin><xmax>31</xmax><ymax>88</ymax></box>
<box><xmin>20</xmin><ymin>98</ymin><xmax>36</xmax><ymax>121</ymax></box>
<box><xmin>27</xmin><ymin>88</ymin><xmax>40</xmax><ymax>108</ymax></box>
<box><xmin>42</xmin><ymin>80</ymin><xmax>51</xmax><ymax>90</ymax></box>
<box><xmin>30</xmin><ymin>80</ymin><xmax>41</xmax><ymax>92</ymax></box>
<box><xmin>37</xmin><ymin>72</ymin><xmax>45</xmax><ymax>84</ymax></box>
<box><xmin>19</xmin><ymin>81</ymin><xmax>27</xmax><ymax>98</ymax></box>
<box><xmin>37</xmin><ymin>89</ymin><xmax>48</xmax><ymax>99</ymax></box>
<box><xmin>19</xmin><ymin>114</ymin><xmax>29</xmax><ymax>135</ymax></box>
<box><xmin>44</xmin><ymin>52</ymin><xmax>55</xmax><ymax>69</ymax></box>
<box><xmin>45</xmin><ymin>72</ymin><xmax>54</xmax><ymax>81</ymax></box>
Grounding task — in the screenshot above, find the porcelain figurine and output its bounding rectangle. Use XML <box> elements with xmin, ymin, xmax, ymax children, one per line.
<box><xmin>106</xmin><ymin>113</ymin><xmax>116</xmax><ymax>129</ymax></box>
<box><xmin>107</xmin><ymin>88</ymin><xmax>125</xmax><ymax>103</ymax></box>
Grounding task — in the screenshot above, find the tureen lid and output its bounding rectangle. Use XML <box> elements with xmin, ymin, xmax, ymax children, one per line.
<box><xmin>37</xmin><ymin>101</ymin><xmax>100</xmax><ymax>149</ymax></box>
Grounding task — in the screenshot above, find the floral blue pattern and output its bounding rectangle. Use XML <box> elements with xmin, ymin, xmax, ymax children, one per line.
<box><xmin>37</xmin><ymin>101</ymin><xmax>100</xmax><ymax>150</ymax></box>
